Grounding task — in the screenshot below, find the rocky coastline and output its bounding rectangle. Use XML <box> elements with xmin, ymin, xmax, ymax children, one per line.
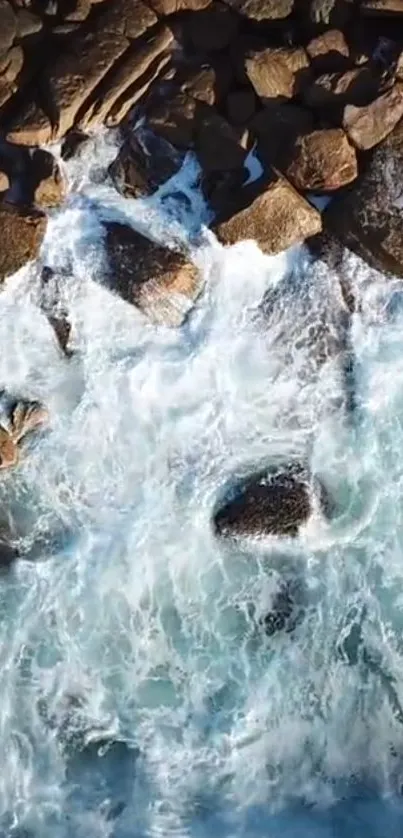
<box><xmin>0</xmin><ymin>0</ymin><xmax>403</xmax><ymax>591</ymax></box>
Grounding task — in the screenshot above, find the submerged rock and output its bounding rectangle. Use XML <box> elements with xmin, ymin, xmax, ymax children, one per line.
<box><xmin>213</xmin><ymin>462</ymin><xmax>313</xmax><ymax>540</ymax></box>
<box><xmin>109</xmin><ymin>129</ymin><xmax>182</xmax><ymax>199</ymax></box>
<box><xmin>103</xmin><ymin>221</ymin><xmax>202</xmax><ymax>327</ymax></box>
<box><xmin>260</xmin><ymin>583</ymin><xmax>295</xmax><ymax>636</ymax></box>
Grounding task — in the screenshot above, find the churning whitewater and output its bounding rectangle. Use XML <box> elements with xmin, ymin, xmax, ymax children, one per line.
<box><xmin>2</xmin><ymin>129</ymin><xmax>403</xmax><ymax>838</ymax></box>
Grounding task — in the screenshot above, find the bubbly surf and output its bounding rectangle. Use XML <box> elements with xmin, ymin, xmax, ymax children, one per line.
<box><xmin>1</xmin><ymin>129</ymin><xmax>403</xmax><ymax>837</ymax></box>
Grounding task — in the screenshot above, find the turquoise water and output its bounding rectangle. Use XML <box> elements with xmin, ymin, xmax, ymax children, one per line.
<box><xmin>0</xmin><ymin>131</ymin><xmax>403</xmax><ymax>836</ymax></box>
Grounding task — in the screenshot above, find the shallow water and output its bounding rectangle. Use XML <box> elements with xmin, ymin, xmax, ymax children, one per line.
<box><xmin>1</xmin><ymin>130</ymin><xmax>403</xmax><ymax>837</ymax></box>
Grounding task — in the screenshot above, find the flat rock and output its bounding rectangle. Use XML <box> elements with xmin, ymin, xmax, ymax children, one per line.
<box><xmin>109</xmin><ymin>130</ymin><xmax>182</xmax><ymax>198</ymax></box>
<box><xmin>324</xmin><ymin>117</ymin><xmax>403</xmax><ymax>276</ymax></box>
<box><xmin>221</xmin><ymin>0</ymin><xmax>294</xmax><ymax>21</ymax></box>
<box><xmin>0</xmin><ymin>204</ymin><xmax>46</xmax><ymax>281</ymax></box>
<box><xmin>213</xmin><ymin>463</ymin><xmax>313</xmax><ymax>540</ymax></box>
<box><xmin>306</xmin><ymin>29</ymin><xmax>350</xmax><ymax>73</ymax></box>
<box><xmin>104</xmin><ymin>222</ymin><xmax>202</xmax><ymax>327</ymax></box>
<box><xmin>95</xmin><ymin>0</ymin><xmax>157</xmax><ymax>38</ymax></box>
<box><xmin>246</xmin><ymin>46</ymin><xmax>311</xmax><ymax>103</ymax></box>
<box><xmin>0</xmin><ymin>1</ymin><xmax>16</xmax><ymax>55</ymax></box>
<box><xmin>360</xmin><ymin>0</ymin><xmax>403</xmax><ymax>13</ymax></box>
<box><xmin>148</xmin><ymin>0</ymin><xmax>211</xmax><ymax>13</ymax></box>
<box><xmin>214</xmin><ymin>172</ymin><xmax>322</xmax><ymax>255</ymax></box>
<box><xmin>286</xmin><ymin>128</ymin><xmax>358</xmax><ymax>192</ymax></box>
<box><xmin>343</xmin><ymin>82</ymin><xmax>403</xmax><ymax>150</ymax></box>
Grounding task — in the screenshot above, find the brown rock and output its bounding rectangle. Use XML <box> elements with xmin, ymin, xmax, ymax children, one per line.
<box><xmin>397</xmin><ymin>50</ymin><xmax>403</xmax><ymax>80</ymax></box>
<box><xmin>0</xmin><ymin>204</ymin><xmax>46</xmax><ymax>281</ymax></box>
<box><xmin>343</xmin><ymin>83</ymin><xmax>403</xmax><ymax>150</ymax></box>
<box><xmin>184</xmin><ymin>2</ymin><xmax>238</xmax><ymax>52</ymax></box>
<box><xmin>104</xmin><ymin>222</ymin><xmax>202</xmax><ymax>327</ymax></box>
<box><xmin>179</xmin><ymin>59</ymin><xmax>232</xmax><ymax>105</ymax></box>
<box><xmin>0</xmin><ymin>170</ymin><xmax>9</xmax><ymax>191</ymax></box>
<box><xmin>360</xmin><ymin>0</ymin><xmax>403</xmax><ymax>13</ymax></box>
<box><xmin>226</xmin><ymin>89</ymin><xmax>256</xmax><ymax>124</ymax></box>
<box><xmin>251</xmin><ymin>103</ymin><xmax>314</xmax><ymax>169</ymax></box>
<box><xmin>148</xmin><ymin>0</ymin><xmax>211</xmax><ymax>14</ymax></box>
<box><xmin>306</xmin><ymin>29</ymin><xmax>350</xmax><ymax>73</ymax></box>
<box><xmin>214</xmin><ymin>171</ymin><xmax>322</xmax><ymax>255</ymax></box>
<box><xmin>64</xmin><ymin>0</ymin><xmax>92</xmax><ymax>21</ymax></box>
<box><xmin>109</xmin><ymin>130</ymin><xmax>182</xmax><ymax>198</ymax></box>
<box><xmin>286</xmin><ymin>129</ymin><xmax>358</xmax><ymax>193</ymax></box>
<box><xmin>29</xmin><ymin>149</ymin><xmax>64</xmax><ymax>209</ymax></box>
<box><xmin>1</xmin><ymin>45</ymin><xmax>24</xmax><ymax>84</ymax></box>
<box><xmin>246</xmin><ymin>47</ymin><xmax>311</xmax><ymax>103</ymax></box>
<box><xmin>147</xmin><ymin>92</ymin><xmax>198</xmax><ymax>148</ymax></box>
<box><xmin>60</xmin><ymin>128</ymin><xmax>90</xmax><ymax>160</ymax></box>
<box><xmin>106</xmin><ymin>52</ymin><xmax>173</xmax><ymax>126</ymax></box>
<box><xmin>195</xmin><ymin>103</ymin><xmax>247</xmax><ymax>171</ymax></box>
<box><xmin>6</xmin><ymin>100</ymin><xmax>52</xmax><ymax>146</ymax></box>
<box><xmin>0</xmin><ymin>1</ymin><xmax>16</xmax><ymax>55</ymax></box>
<box><xmin>213</xmin><ymin>463</ymin><xmax>313</xmax><ymax>540</ymax></box>
<box><xmin>325</xmin><ymin>117</ymin><xmax>403</xmax><ymax>276</ymax></box>
<box><xmin>304</xmin><ymin>66</ymin><xmax>378</xmax><ymax>109</ymax></box>
<box><xmin>16</xmin><ymin>8</ymin><xmax>42</xmax><ymax>37</ymax></box>
<box><xmin>99</xmin><ymin>0</ymin><xmax>157</xmax><ymax>38</ymax></box>
<box><xmin>221</xmin><ymin>0</ymin><xmax>293</xmax><ymax>21</ymax></box>
<box><xmin>81</xmin><ymin>26</ymin><xmax>174</xmax><ymax>129</ymax></box>
<box><xmin>0</xmin><ymin>397</ymin><xmax>48</xmax><ymax>470</ymax></box>
<box><xmin>0</xmin><ymin>428</ymin><xmax>17</xmax><ymax>469</ymax></box>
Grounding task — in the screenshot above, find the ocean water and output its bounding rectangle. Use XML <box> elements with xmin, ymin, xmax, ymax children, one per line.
<box><xmin>1</xmin><ymin>129</ymin><xmax>403</xmax><ymax>837</ymax></box>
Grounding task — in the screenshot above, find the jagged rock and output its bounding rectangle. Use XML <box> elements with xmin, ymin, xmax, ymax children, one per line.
<box><xmin>342</xmin><ymin>82</ymin><xmax>403</xmax><ymax>150</ymax></box>
<box><xmin>16</xmin><ymin>7</ymin><xmax>42</xmax><ymax>37</ymax></box>
<box><xmin>214</xmin><ymin>172</ymin><xmax>322</xmax><ymax>255</ymax></box>
<box><xmin>81</xmin><ymin>26</ymin><xmax>174</xmax><ymax>130</ymax></box>
<box><xmin>0</xmin><ymin>204</ymin><xmax>46</xmax><ymax>281</ymax></box>
<box><xmin>183</xmin><ymin>2</ymin><xmax>238</xmax><ymax>52</ymax></box>
<box><xmin>60</xmin><ymin>128</ymin><xmax>90</xmax><ymax>160</ymax></box>
<box><xmin>103</xmin><ymin>222</ymin><xmax>202</xmax><ymax>326</ymax></box>
<box><xmin>306</xmin><ymin>29</ymin><xmax>350</xmax><ymax>73</ymax></box>
<box><xmin>109</xmin><ymin>130</ymin><xmax>182</xmax><ymax>198</ymax></box>
<box><xmin>221</xmin><ymin>0</ymin><xmax>294</xmax><ymax>21</ymax></box>
<box><xmin>309</xmin><ymin>0</ymin><xmax>354</xmax><ymax>25</ymax></box>
<box><xmin>324</xmin><ymin>117</ymin><xmax>403</xmax><ymax>276</ymax></box>
<box><xmin>0</xmin><ymin>1</ymin><xmax>16</xmax><ymax>55</ymax></box>
<box><xmin>286</xmin><ymin>128</ymin><xmax>358</xmax><ymax>192</ymax></box>
<box><xmin>251</xmin><ymin>102</ymin><xmax>314</xmax><ymax>169</ymax></box>
<box><xmin>360</xmin><ymin>0</ymin><xmax>403</xmax><ymax>13</ymax></box>
<box><xmin>180</xmin><ymin>63</ymin><xmax>231</xmax><ymax>106</ymax></box>
<box><xmin>28</xmin><ymin>149</ymin><xmax>64</xmax><ymax>209</ymax></box>
<box><xmin>226</xmin><ymin>89</ymin><xmax>256</xmax><ymax>124</ymax></box>
<box><xmin>245</xmin><ymin>46</ymin><xmax>311</xmax><ymax>103</ymax></box>
<box><xmin>0</xmin><ymin>396</ymin><xmax>48</xmax><ymax>470</ymax></box>
<box><xmin>213</xmin><ymin>463</ymin><xmax>314</xmax><ymax>540</ymax></box>
<box><xmin>148</xmin><ymin>0</ymin><xmax>211</xmax><ymax>13</ymax></box>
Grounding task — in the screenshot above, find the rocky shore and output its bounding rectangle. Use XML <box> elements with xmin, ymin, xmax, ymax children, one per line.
<box><xmin>0</xmin><ymin>0</ymin><xmax>403</xmax><ymax>583</ymax></box>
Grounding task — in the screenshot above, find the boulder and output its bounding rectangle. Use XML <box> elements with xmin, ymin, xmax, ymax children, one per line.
<box><xmin>221</xmin><ymin>0</ymin><xmax>294</xmax><ymax>21</ymax></box>
<box><xmin>0</xmin><ymin>397</ymin><xmax>48</xmax><ymax>470</ymax></box>
<box><xmin>214</xmin><ymin>172</ymin><xmax>322</xmax><ymax>255</ymax></box>
<box><xmin>251</xmin><ymin>102</ymin><xmax>314</xmax><ymax>170</ymax></box>
<box><xmin>303</xmin><ymin>66</ymin><xmax>379</xmax><ymax>110</ymax></box>
<box><xmin>0</xmin><ymin>1</ymin><xmax>16</xmax><ymax>56</ymax></box>
<box><xmin>342</xmin><ymin>82</ymin><xmax>403</xmax><ymax>150</ymax></box>
<box><xmin>179</xmin><ymin>63</ymin><xmax>231</xmax><ymax>106</ymax></box>
<box><xmin>195</xmin><ymin>103</ymin><xmax>247</xmax><ymax>172</ymax></box>
<box><xmin>147</xmin><ymin>92</ymin><xmax>198</xmax><ymax>148</ymax></box>
<box><xmin>0</xmin><ymin>204</ymin><xmax>46</xmax><ymax>281</ymax></box>
<box><xmin>306</xmin><ymin>29</ymin><xmax>350</xmax><ymax>73</ymax></box>
<box><xmin>16</xmin><ymin>7</ymin><xmax>42</xmax><ymax>37</ymax></box>
<box><xmin>183</xmin><ymin>3</ymin><xmax>238</xmax><ymax>52</ymax></box>
<box><xmin>109</xmin><ymin>130</ymin><xmax>182</xmax><ymax>199</ymax></box>
<box><xmin>103</xmin><ymin>222</ymin><xmax>202</xmax><ymax>327</ymax></box>
<box><xmin>324</xmin><ymin>117</ymin><xmax>403</xmax><ymax>277</ymax></box>
<box><xmin>285</xmin><ymin>128</ymin><xmax>358</xmax><ymax>192</ymax></box>
<box><xmin>28</xmin><ymin>148</ymin><xmax>64</xmax><ymax>209</ymax></box>
<box><xmin>245</xmin><ymin>46</ymin><xmax>311</xmax><ymax>103</ymax></box>
<box><xmin>213</xmin><ymin>463</ymin><xmax>313</xmax><ymax>540</ymax></box>
<box><xmin>93</xmin><ymin>0</ymin><xmax>157</xmax><ymax>38</ymax></box>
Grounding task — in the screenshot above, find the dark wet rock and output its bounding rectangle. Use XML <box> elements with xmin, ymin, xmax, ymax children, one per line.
<box><xmin>308</xmin><ymin>0</ymin><xmax>354</xmax><ymax>25</ymax></box>
<box><xmin>306</xmin><ymin>29</ymin><xmax>350</xmax><ymax>74</ymax></box>
<box><xmin>179</xmin><ymin>63</ymin><xmax>232</xmax><ymax>106</ymax></box>
<box><xmin>147</xmin><ymin>91</ymin><xmax>198</xmax><ymax>149</ymax></box>
<box><xmin>324</xmin><ymin>116</ymin><xmax>403</xmax><ymax>277</ymax></box>
<box><xmin>261</xmin><ymin>584</ymin><xmax>295</xmax><ymax>636</ymax></box>
<box><xmin>0</xmin><ymin>1</ymin><xmax>17</xmax><ymax>56</ymax></box>
<box><xmin>0</xmin><ymin>535</ymin><xmax>18</xmax><ymax>567</ymax></box>
<box><xmin>103</xmin><ymin>221</ymin><xmax>202</xmax><ymax>327</ymax></box>
<box><xmin>251</xmin><ymin>102</ymin><xmax>314</xmax><ymax>170</ymax></box>
<box><xmin>213</xmin><ymin>462</ymin><xmax>313</xmax><ymax>540</ymax></box>
<box><xmin>303</xmin><ymin>66</ymin><xmax>379</xmax><ymax>110</ymax></box>
<box><xmin>109</xmin><ymin>130</ymin><xmax>182</xmax><ymax>199</ymax></box>
<box><xmin>213</xmin><ymin>172</ymin><xmax>322</xmax><ymax>255</ymax></box>
<box><xmin>0</xmin><ymin>204</ymin><xmax>46</xmax><ymax>282</ymax></box>
<box><xmin>342</xmin><ymin>82</ymin><xmax>403</xmax><ymax>150</ymax></box>
<box><xmin>195</xmin><ymin>102</ymin><xmax>247</xmax><ymax>173</ymax></box>
<box><xmin>28</xmin><ymin>148</ymin><xmax>64</xmax><ymax>209</ymax></box>
<box><xmin>226</xmin><ymin>89</ymin><xmax>256</xmax><ymax>125</ymax></box>
<box><xmin>285</xmin><ymin>128</ymin><xmax>358</xmax><ymax>193</ymax></box>
<box><xmin>245</xmin><ymin>46</ymin><xmax>311</xmax><ymax>103</ymax></box>
<box><xmin>39</xmin><ymin>266</ymin><xmax>72</xmax><ymax>356</ymax></box>
<box><xmin>221</xmin><ymin>0</ymin><xmax>294</xmax><ymax>22</ymax></box>
<box><xmin>183</xmin><ymin>2</ymin><xmax>239</xmax><ymax>52</ymax></box>
<box><xmin>60</xmin><ymin>128</ymin><xmax>90</xmax><ymax>161</ymax></box>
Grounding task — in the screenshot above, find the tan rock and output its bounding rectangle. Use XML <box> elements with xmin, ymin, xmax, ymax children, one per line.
<box><xmin>0</xmin><ymin>398</ymin><xmax>48</xmax><ymax>469</ymax></box>
<box><xmin>106</xmin><ymin>52</ymin><xmax>172</xmax><ymax>126</ymax></box>
<box><xmin>306</xmin><ymin>29</ymin><xmax>350</xmax><ymax>73</ymax></box>
<box><xmin>246</xmin><ymin>46</ymin><xmax>310</xmax><ymax>102</ymax></box>
<box><xmin>81</xmin><ymin>26</ymin><xmax>173</xmax><ymax>129</ymax></box>
<box><xmin>0</xmin><ymin>428</ymin><xmax>17</xmax><ymax>469</ymax></box>
<box><xmin>5</xmin><ymin>100</ymin><xmax>51</xmax><ymax>146</ymax></box>
<box><xmin>0</xmin><ymin>204</ymin><xmax>46</xmax><ymax>281</ymax></box>
<box><xmin>221</xmin><ymin>0</ymin><xmax>293</xmax><ymax>21</ymax></box>
<box><xmin>360</xmin><ymin>0</ymin><xmax>403</xmax><ymax>13</ymax></box>
<box><xmin>104</xmin><ymin>222</ymin><xmax>202</xmax><ymax>327</ymax></box>
<box><xmin>195</xmin><ymin>103</ymin><xmax>247</xmax><ymax>172</ymax></box>
<box><xmin>1</xmin><ymin>46</ymin><xmax>24</xmax><ymax>84</ymax></box>
<box><xmin>214</xmin><ymin>172</ymin><xmax>322</xmax><ymax>255</ymax></box>
<box><xmin>0</xmin><ymin>1</ymin><xmax>16</xmax><ymax>55</ymax></box>
<box><xmin>16</xmin><ymin>7</ymin><xmax>43</xmax><ymax>36</ymax></box>
<box><xmin>148</xmin><ymin>0</ymin><xmax>211</xmax><ymax>13</ymax></box>
<box><xmin>98</xmin><ymin>0</ymin><xmax>157</xmax><ymax>38</ymax></box>
<box><xmin>343</xmin><ymin>83</ymin><xmax>403</xmax><ymax>150</ymax></box>
<box><xmin>286</xmin><ymin>129</ymin><xmax>358</xmax><ymax>192</ymax></box>
<box><xmin>30</xmin><ymin>149</ymin><xmax>65</xmax><ymax>209</ymax></box>
<box><xmin>0</xmin><ymin>170</ymin><xmax>9</xmax><ymax>192</ymax></box>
